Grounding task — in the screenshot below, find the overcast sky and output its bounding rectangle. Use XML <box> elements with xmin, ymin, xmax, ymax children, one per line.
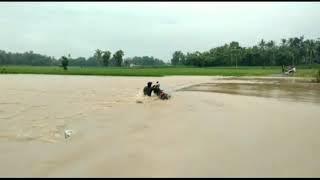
<box><xmin>1</xmin><ymin>2</ymin><xmax>320</xmax><ymax>61</ymax></box>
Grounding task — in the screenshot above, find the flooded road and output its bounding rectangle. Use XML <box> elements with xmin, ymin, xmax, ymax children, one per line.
<box><xmin>0</xmin><ymin>74</ymin><xmax>320</xmax><ymax>177</ymax></box>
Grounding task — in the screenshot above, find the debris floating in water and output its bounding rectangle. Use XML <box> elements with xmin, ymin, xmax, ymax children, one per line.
<box><xmin>64</xmin><ymin>129</ymin><xmax>73</xmax><ymax>139</ymax></box>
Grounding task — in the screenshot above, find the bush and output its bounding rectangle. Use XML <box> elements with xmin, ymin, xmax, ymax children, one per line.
<box><xmin>0</xmin><ymin>67</ymin><xmax>7</xmax><ymax>74</ymax></box>
<box><xmin>315</xmin><ymin>69</ymin><xmax>320</xmax><ymax>83</ymax></box>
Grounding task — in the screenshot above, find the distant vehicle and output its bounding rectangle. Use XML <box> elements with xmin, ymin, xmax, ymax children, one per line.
<box><xmin>284</xmin><ymin>65</ymin><xmax>296</xmax><ymax>75</ymax></box>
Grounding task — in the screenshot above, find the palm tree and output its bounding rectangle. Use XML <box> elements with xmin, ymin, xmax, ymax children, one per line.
<box><xmin>305</xmin><ymin>40</ymin><xmax>316</xmax><ymax>68</ymax></box>
<box><xmin>230</xmin><ymin>41</ymin><xmax>240</xmax><ymax>68</ymax></box>
<box><xmin>288</xmin><ymin>38</ymin><xmax>299</xmax><ymax>66</ymax></box>
<box><xmin>281</xmin><ymin>39</ymin><xmax>287</xmax><ymax>47</ymax></box>
<box><xmin>259</xmin><ymin>39</ymin><xmax>266</xmax><ymax>68</ymax></box>
<box><xmin>259</xmin><ymin>39</ymin><xmax>266</xmax><ymax>49</ymax></box>
<box><xmin>266</xmin><ymin>40</ymin><xmax>276</xmax><ymax>65</ymax></box>
<box><xmin>102</xmin><ymin>50</ymin><xmax>111</xmax><ymax>67</ymax></box>
<box><xmin>61</xmin><ymin>56</ymin><xmax>68</xmax><ymax>70</ymax></box>
<box><xmin>113</xmin><ymin>50</ymin><xmax>124</xmax><ymax>67</ymax></box>
<box><xmin>94</xmin><ymin>49</ymin><xmax>103</xmax><ymax>65</ymax></box>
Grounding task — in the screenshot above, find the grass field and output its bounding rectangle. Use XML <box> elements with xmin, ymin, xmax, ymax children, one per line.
<box><xmin>0</xmin><ymin>65</ymin><xmax>319</xmax><ymax>77</ymax></box>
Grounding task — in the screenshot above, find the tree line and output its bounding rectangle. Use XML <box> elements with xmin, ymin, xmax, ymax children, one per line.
<box><xmin>124</xmin><ymin>56</ymin><xmax>166</xmax><ymax>66</ymax></box>
<box><xmin>171</xmin><ymin>36</ymin><xmax>320</xmax><ymax>67</ymax></box>
<box><xmin>0</xmin><ymin>50</ymin><xmax>58</xmax><ymax>66</ymax></box>
<box><xmin>1</xmin><ymin>36</ymin><xmax>320</xmax><ymax>68</ymax></box>
<box><xmin>0</xmin><ymin>49</ymin><xmax>166</xmax><ymax>68</ymax></box>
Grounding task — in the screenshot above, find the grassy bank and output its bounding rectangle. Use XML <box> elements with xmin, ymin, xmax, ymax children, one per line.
<box><xmin>0</xmin><ymin>65</ymin><xmax>318</xmax><ymax>77</ymax></box>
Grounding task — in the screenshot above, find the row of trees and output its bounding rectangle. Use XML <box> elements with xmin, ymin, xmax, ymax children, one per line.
<box><xmin>0</xmin><ymin>49</ymin><xmax>165</xmax><ymax>67</ymax></box>
<box><xmin>0</xmin><ymin>50</ymin><xmax>57</xmax><ymax>66</ymax></box>
<box><xmin>93</xmin><ymin>49</ymin><xmax>124</xmax><ymax>67</ymax></box>
<box><xmin>171</xmin><ymin>36</ymin><xmax>320</xmax><ymax>67</ymax></box>
<box><xmin>123</xmin><ymin>56</ymin><xmax>165</xmax><ymax>66</ymax></box>
<box><xmin>58</xmin><ymin>49</ymin><xmax>125</xmax><ymax>68</ymax></box>
<box><xmin>2</xmin><ymin>36</ymin><xmax>320</xmax><ymax>68</ymax></box>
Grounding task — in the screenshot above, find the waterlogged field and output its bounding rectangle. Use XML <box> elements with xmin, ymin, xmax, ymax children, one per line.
<box><xmin>0</xmin><ymin>74</ymin><xmax>320</xmax><ymax>177</ymax></box>
<box><xmin>1</xmin><ymin>65</ymin><xmax>319</xmax><ymax>77</ymax></box>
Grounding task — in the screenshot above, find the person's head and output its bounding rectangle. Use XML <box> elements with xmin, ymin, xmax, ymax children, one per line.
<box><xmin>147</xmin><ymin>82</ymin><xmax>152</xmax><ymax>87</ymax></box>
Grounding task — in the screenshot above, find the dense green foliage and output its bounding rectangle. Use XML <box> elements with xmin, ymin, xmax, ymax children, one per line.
<box><xmin>113</xmin><ymin>50</ymin><xmax>124</xmax><ymax>67</ymax></box>
<box><xmin>1</xmin><ymin>36</ymin><xmax>319</xmax><ymax>69</ymax></box>
<box><xmin>315</xmin><ymin>69</ymin><xmax>320</xmax><ymax>83</ymax></box>
<box><xmin>171</xmin><ymin>37</ymin><xmax>320</xmax><ymax>67</ymax></box>
<box><xmin>124</xmin><ymin>56</ymin><xmax>166</xmax><ymax>66</ymax></box>
<box><xmin>0</xmin><ymin>50</ymin><xmax>57</xmax><ymax>66</ymax></box>
<box><xmin>102</xmin><ymin>50</ymin><xmax>111</xmax><ymax>66</ymax></box>
<box><xmin>61</xmin><ymin>56</ymin><xmax>69</xmax><ymax>70</ymax></box>
<box><xmin>0</xmin><ymin>49</ymin><xmax>165</xmax><ymax>67</ymax></box>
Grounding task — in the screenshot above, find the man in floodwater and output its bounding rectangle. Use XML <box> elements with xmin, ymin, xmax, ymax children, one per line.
<box><xmin>152</xmin><ymin>81</ymin><xmax>161</xmax><ymax>96</ymax></box>
<box><xmin>143</xmin><ymin>81</ymin><xmax>171</xmax><ymax>100</ymax></box>
<box><xmin>143</xmin><ymin>82</ymin><xmax>153</xmax><ymax>96</ymax></box>
<box><xmin>152</xmin><ymin>81</ymin><xmax>171</xmax><ymax>100</ymax></box>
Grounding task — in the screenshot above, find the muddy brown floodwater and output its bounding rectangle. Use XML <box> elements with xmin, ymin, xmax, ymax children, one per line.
<box><xmin>180</xmin><ymin>77</ymin><xmax>320</xmax><ymax>104</ymax></box>
<box><xmin>0</xmin><ymin>74</ymin><xmax>320</xmax><ymax>177</ymax></box>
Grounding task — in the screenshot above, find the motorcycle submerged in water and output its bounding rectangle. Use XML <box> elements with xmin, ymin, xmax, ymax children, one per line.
<box><xmin>143</xmin><ymin>82</ymin><xmax>171</xmax><ymax>100</ymax></box>
<box><xmin>152</xmin><ymin>84</ymin><xmax>171</xmax><ymax>100</ymax></box>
